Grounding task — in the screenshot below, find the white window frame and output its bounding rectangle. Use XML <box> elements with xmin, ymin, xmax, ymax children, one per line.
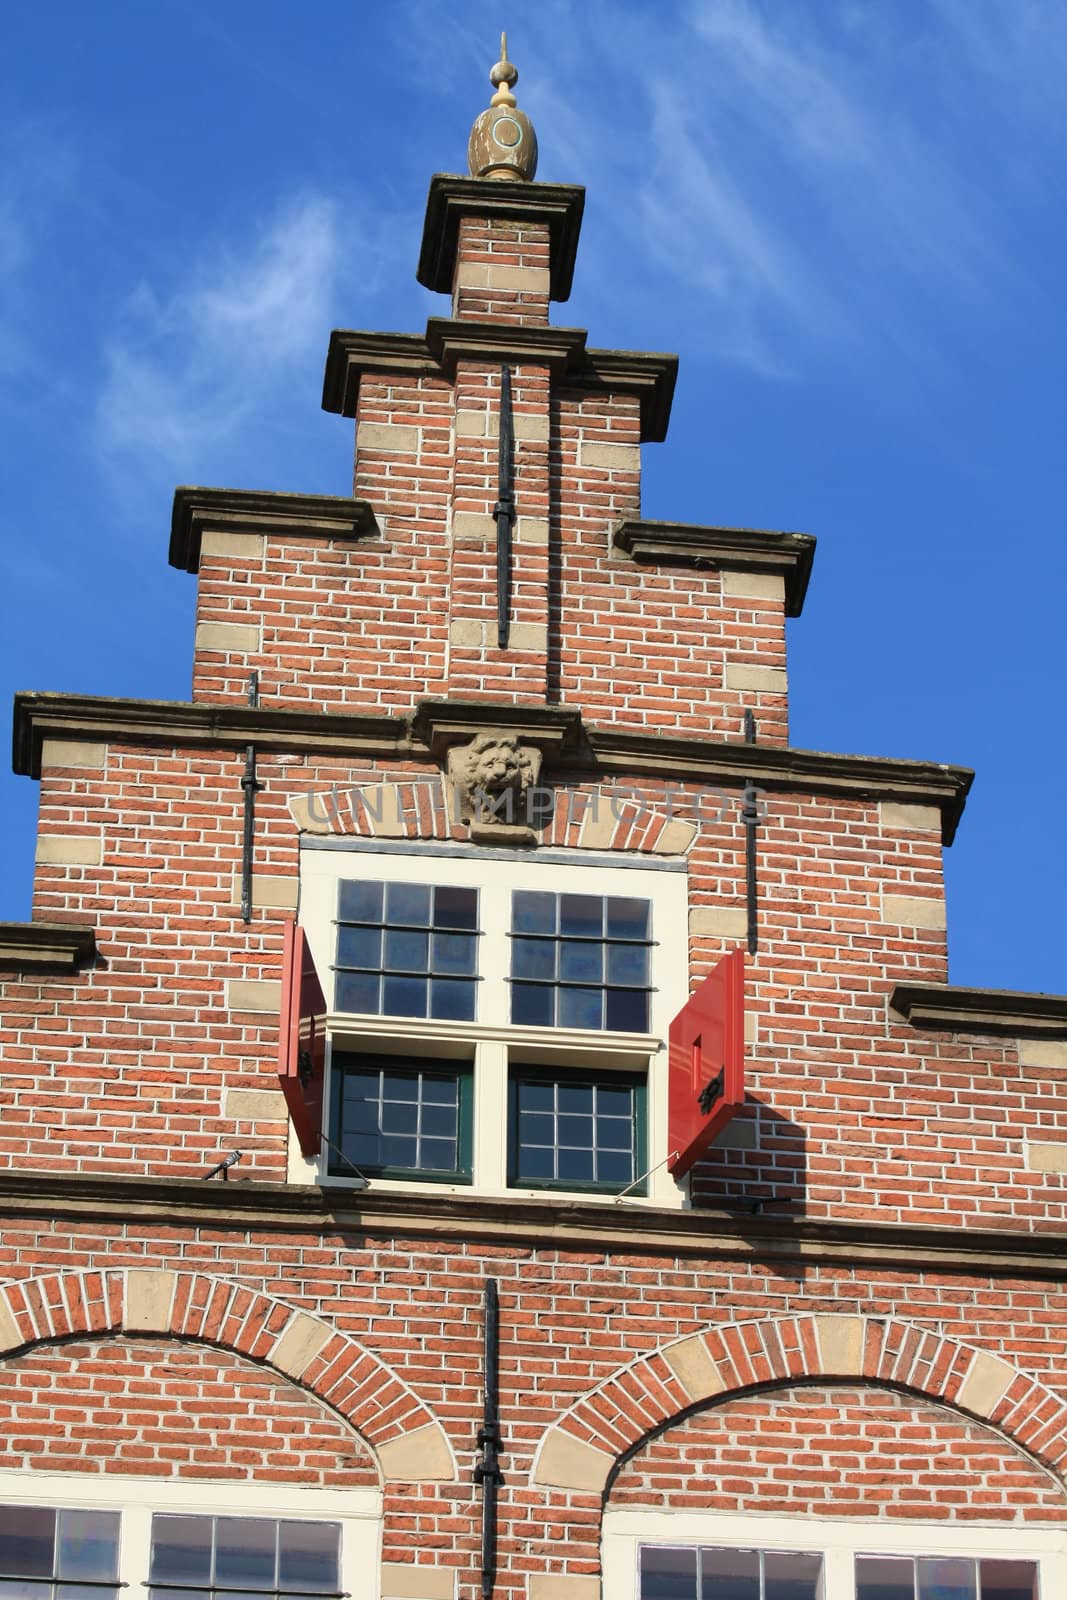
<box><xmin>0</xmin><ymin>1473</ymin><xmax>382</xmax><ymax>1600</ymax></box>
<box><xmin>292</xmin><ymin>840</ymin><xmax>691</xmax><ymax>1208</ymax></box>
<box><xmin>601</xmin><ymin>1508</ymin><xmax>1067</xmax><ymax>1600</ymax></box>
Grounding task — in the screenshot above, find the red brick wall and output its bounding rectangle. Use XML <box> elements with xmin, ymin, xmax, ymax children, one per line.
<box><xmin>0</xmin><ymin>1336</ymin><xmax>377</xmax><ymax>1484</ymax></box>
<box><xmin>609</xmin><ymin>1384</ymin><xmax>1067</xmax><ymax>1521</ymax></box>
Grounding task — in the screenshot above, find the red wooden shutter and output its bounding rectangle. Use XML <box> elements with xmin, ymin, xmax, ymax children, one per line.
<box><xmin>667</xmin><ymin>946</ymin><xmax>745</xmax><ymax>1178</ymax></box>
<box><xmin>277</xmin><ymin>921</ymin><xmax>326</xmax><ymax>1158</ymax></box>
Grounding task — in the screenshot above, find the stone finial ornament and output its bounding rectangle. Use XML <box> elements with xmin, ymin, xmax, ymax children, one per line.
<box><xmin>467</xmin><ymin>33</ymin><xmax>538</xmax><ymax>182</ymax></box>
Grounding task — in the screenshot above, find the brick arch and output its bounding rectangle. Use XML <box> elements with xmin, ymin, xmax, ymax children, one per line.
<box><xmin>0</xmin><ymin>1268</ymin><xmax>456</xmax><ymax>1484</ymax></box>
<box><xmin>532</xmin><ymin>1312</ymin><xmax>1067</xmax><ymax>1493</ymax></box>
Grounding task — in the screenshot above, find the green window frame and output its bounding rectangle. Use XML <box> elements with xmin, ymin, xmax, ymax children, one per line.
<box><xmin>329</xmin><ymin>1052</ymin><xmax>473</xmax><ymax>1184</ymax></box>
<box><xmin>508</xmin><ymin>1064</ymin><xmax>647</xmax><ymax>1195</ymax></box>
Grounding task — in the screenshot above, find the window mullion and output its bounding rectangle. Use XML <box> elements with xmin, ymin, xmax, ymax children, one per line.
<box><xmin>474</xmin><ymin>1039</ymin><xmax>508</xmax><ymax>1192</ymax></box>
<box><xmin>823</xmin><ymin>1545</ymin><xmax>854</xmax><ymax>1600</ymax></box>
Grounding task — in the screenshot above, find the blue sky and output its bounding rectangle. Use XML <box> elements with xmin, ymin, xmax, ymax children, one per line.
<box><xmin>1</xmin><ymin>1</ymin><xmax>1064</xmax><ymax>994</ymax></box>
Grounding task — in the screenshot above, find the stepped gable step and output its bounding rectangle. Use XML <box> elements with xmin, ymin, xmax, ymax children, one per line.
<box><xmin>169</xmin><ymin>488</ymin><xmax>377</xmax><ymax>573</ymax></box>
<box><xmin>614</xmin><ymin>519</ymin><xmax>816</xmax><ymax>615</ymax></box>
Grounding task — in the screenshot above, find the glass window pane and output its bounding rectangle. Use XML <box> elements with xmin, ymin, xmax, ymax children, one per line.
<box><xmin>381</xmin><ymin>1071</ymin><xmax>414</xmax><ymax>1100</ymax></box>
<box><xmin>431</xmin><ymin>932</ymin><xmax>477</xmax><ymax>976</ymax></box>
<box><xmin>980</xmin><ymin>1560</ymin><xmax>1039</xmax><ymax>1600</ymax></box>
<box><xmin>384</xmin><ymin>929</ymin><xmax>429</xmax><ymax>972</ymax></box>
<box><xmin>0</xmin><ymin>1509</ymin><xmax>54</xmax><ymax>1579</ymax></box>
<box><xmin>557</xmin><ymin>1146</ymin><xmax>595</xmax><ymax>1183</ymax></box>
<box><xmin>382</xmin><ymin>975</ymin><xmax>427</xmax><ymax>1017</ymax></box>
<box><xmin>764</xmin><ymin>1551</ymin><xmax>823</xmax><ymax>1600</ymax></box>
<box><xmin>516</xmin><ymin>1143</ymin><xmax>555</xmax><ymax>1181</ymax></box>
<box><xmin>512</xmin><ymin>983</ymin><xmax>554</xmax><ymax>1026</ymax></box>
<box><xmin>0</xmin><ymin>1584</ymin><xmax>51</xmax><ymax>1600</ymax></box>
<box><xmin>381</xmin><ymin>1134</ymin><xmax>418</xmax><ymax>1168</ymax></box>
<box><xmin>150</xmin><ymin>1517</ymin><xmax>213</xmax><ymax>1585</ymax></box>
<box><xmin>420</xmin><ymin>1137</ymin><xmax>458</xmax><ymax>1171</ymax></box>
<box><xmin>422</xmin><ymin>1100</ymin><xmax>458</xmax><ymax>1138</ymax></box>
<box><xmin>597</xmin><ymin>1115</ymin><xmax>633</xmax><ymax>1150</ymax></box>
<box><xmin>558</xmin><ymin>1082</ymin><xmax>593</xmax><ymax>1115</ymax></box>
<box><xmin>558</xmin><ymin>986</ymin><xmax>603</xmax><ymax>1030</ymax></box>
<box><xmin>56</xmin><ymin>1587</ymin><xmax>117</xmax><ymax>1600</ymax></box>
<box><xmin>339</xmin><ymin>1133</ymin><xmax>380</xmax><ymax>1168</ymax></box>
<box><xmin>559</xmin><ymin>941</ymin><xmax>603</xmax><ymax>983</ymax></box>
<box><xmin>278</xmin><ymin>1523</ymin><xmax>340</xmax><ymax>1594</ymax></box>
<box><xmin>607</xmin><ymin>896</ymin><xmax>650</xmax><ymax>940</ymax></box>
<box><xmin>381</xmin><ymin>1099</ymin><xmax>418</xmax><ymax>1134</ymax></box>
<box><xmin>336</xmin><ymin>925</ymin><xmax>381</xmax><ymax>970</ymax></box>
<box><xmin>433</xmin><ymin>886</ymin><xmax>478</xmax><ymax>931</ymax></box>
<box><xmin>512</xmin><ymin>938</ymin><xmax>556</xmax><ymax>981</ymax></box>
<box><xmin>699</xmin><ymin>1547</ymin><xmax>760</xmax><ymax>1600</ymax></box>
<box><xmin>213</xmin><ymin>1514</ymin><xmax>279</xmax><ymax>1587</ymax></box>
<box><xmin>513</xmin><ymin>890</ymin><xmax>556</xmax><ymax>934</ymax></box>
<box><xmin>596</xmin><ymin>1148</ymin><xmax>634</xmax><ymax>1184</ymax></box>
<box><xmin>605</xmin><ymin>987</ymin><xmax>649</xmax><ymax>1032</ymax></box>
<box><xmin>606</xmin><ymin>943</ymin><xmax>649</xmax><ymax>986</ymax></box>
<box><xmin>558</xmin><ymin>1114</ymin><xmax>594</xmax><ymax>1149</ymax></box>
<box><xmin>385</xmin><ymin>883</ymin><xmax>431</xmax><ymax>926</ymax></box>
<box><xmin>856</xmin><ymin>1556</ymin><xmax>913</xmax><ymax>1600</ymax></box>
<box><xmin>597</xmin><ymin>1084</ymin><xmax>634</xmax><ymax>1117</ymax></box>
<box><xmin>429</xmin><ymin>978</ymin><xmax>475</xmax><ymax>1021</ymax></box>
<box><xmin>560</xmin><ymin>894</ymin><xmax>603</xmax><ymax>937</ymax></box>
<box><xmin>640</xmin><ymin>1546</ymin><xmax>698</xmax><ymax>1600</ymax></box>
<box><xmin>335</xmin><ymin>971</ymin><xmax>380</xmax><ymax>1015</ymax></box>
<box><xmin>150</xmin><ymin>1591</ymin><xmax>209</xmax><ymax>1600</ymax></box>
<box><xmin>57</xmin><ymin>1512</ymin><xmax>119</xmax><ymax>1583</ymax></box>
<box><xmin>518</xmin><ymin>1111</ymin><xmax>554</xmax><ymax>1145</ymax></box>
<box><xmin>338</xmin><ymin>880</ymin><xmax>382</xmax><ymax>922</ymax></box>
<box><xmin>517</xmin><ymin>1079</ymin><xmax>555</xmax><ymax>1112</ymax></box>
<box><xmin>918</xmin><ymin>1559</ymin><xmax>977</xmax><ymax>1600</ymax></box>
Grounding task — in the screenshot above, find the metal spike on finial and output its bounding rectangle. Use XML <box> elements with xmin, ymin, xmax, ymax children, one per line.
<box><xmin>468</xmin><ymin>32</ymin><xmax>538</xmax><ymax>181</ymax></box>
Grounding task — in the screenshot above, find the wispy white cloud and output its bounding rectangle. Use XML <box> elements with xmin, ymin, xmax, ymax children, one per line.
<box><xmin>0</xmin><ymin>118</ymin><xmax>78</xmax><ymax>383</ymax></box>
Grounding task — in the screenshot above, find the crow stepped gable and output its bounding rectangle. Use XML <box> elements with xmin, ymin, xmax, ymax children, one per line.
<box><xmin>2</xmin><ymin>39</ymin><xmax>1066</xmax><ymax>1600</ymax></box>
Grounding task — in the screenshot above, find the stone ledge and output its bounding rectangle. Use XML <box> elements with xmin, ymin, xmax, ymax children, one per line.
<box><xmin>417</xmin><ymin>174</ymin><xmax>586</xmax><ymax>300</ymax></box>
<box><xmin>0</xmin><ymin>922</ymin><xmax>97</xmax><ymax>975</ymax></box>
<box><xmin>411</xmin><ymin>698</ymin><xmax>583</xmax><ymax>761</ymax></box>
<box><xmin>170</xmin><ymin>487</ymin><xmax>377</xmax><ymax>573</ymax></box>
<box><xmin>614</xmin><ymin>520</ymin><xmax>815</xmax><ymax>617</ymax></box>
<box><xmin>891</xmin><ymin>982</ymin><xmax>1067</xmax><ymax>1038</ymax></box>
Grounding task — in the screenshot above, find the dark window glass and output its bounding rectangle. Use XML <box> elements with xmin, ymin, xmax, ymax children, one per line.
<box><xmin>150</xmin><ymin>1517</ymin><xmax>340</xmax><ymax>1600</ymax></box>
<box><xmin>335</xmin><ymin>881</ymin><xmax>479</xmax><ymax>1021</ymax></box>
<box><xmin>698</xmin><ymin>1547</ymin><xmax>759</xmax><ymax>1600</ymax></box>
<box><xmin>639</xmin><ymin>1546</ymin><xmax>825</xmax><ymax>1600</ymax></box>
<box><xmin>0</xmin><ymin>1510</ymin><xmax>120</xmax><ymax>1600</ymax></box>
<box><xmin>640</xmin><ymin>1547</ymin><xmax>698</xmax><ymax>1600</ymax></box>
<box><xmin>855</xmin><ymin>1556</ymin><xmax>913</xmax><ymax>1600</ymax></box>
<box><xmin>331</xmin><ymin>1055</ymin><xmax>471</xmax><ymax>1182</ymax></box>
<box><xmin>510</xmin><ymin>1070</ymin><xmax>642</xmax><ymax>1192</ymax></box>
<box><xmin>917</xmin><ymin>1559</ymin><xmax>976</xmax><ymax>1600</ymax></box>
<box><xmin>979</xmin><ymin>1560</ymin><xmax>1039</xmax><ymax>1600</ymax></box>
<box><xmin>508</xmin><ymin>891</ymin><xmax>651</xmax><ymax>1033</ymax></box>
<box><xmin>763</xmin><ymin>1550</ymin><xmax>822</xmax><ymax>1600</ymax></box>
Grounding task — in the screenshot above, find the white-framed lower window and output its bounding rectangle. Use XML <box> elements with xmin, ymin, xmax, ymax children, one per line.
<box><xmin>293</xmin><ymin>840</ymin><xmax>690</xmax><ymax>1207</ymax></box>
<box><xmin>0</xmin><ymin>1474</ymin><xmax>382</xmax><ymax>1600</ymax></box>
<box><xmin>601</xmin><ymin>1510</ymin><xmax>1066</xmax><ymax>1600</ymax></box>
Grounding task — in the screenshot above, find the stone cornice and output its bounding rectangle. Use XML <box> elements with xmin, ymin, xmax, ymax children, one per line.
<box><xmin>322</xmin><ymin>324</ymin><xmax>678</xmax><ymax>443</ymax></box>
<box><xmin>411</xmin><ymin>698</ymin><xmax>583</xmax><ymax>760</ymax></box>
<box><xmin>10</xmin><ymin>694</ymin><xmax>973</xmax><ymax>840</ymax></box>
<box><xmin>417</xmin><ymin>174</ymin><xmax>586</xmax><ymax>301</ymax></box>
<box><xmin>0</xmin><ymin>1168</ymin><xmax>1064</xmax><ymax>1279</ymax></box>
<box><xmin>169</xmin><ymin>488</ymin><xmax>377</xmax><ymax>573</ymax></box>
<box><xmin>614</xmin><ymin>520</ymin><xmax>816</xmax><ymax>617</ymax></box>
<box><xmin>891</xmin><ymin>982</ymin><xmax>1067</xmax><ymax>1037</ymax></box>
<box><xmin>0</xmin><ymin>922</ymin><xmax>96</xmax><ymax>974</ymax></box>
<box><xmin>583</xmin><ymin>725</ymin><xmax>973</xmax><ymax>845</ymax></box>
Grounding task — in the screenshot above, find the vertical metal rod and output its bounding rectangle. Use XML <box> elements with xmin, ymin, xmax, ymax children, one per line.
<box><xmin>494</xmin><ymin>366</ymin><xmax>515</xmax><ymax>650</ymax></box>
<box><xmin>474</xmin><ymin>1278</ymin><xmax>502</xmax><ymax>1600</ymax></box>
<box><xmin>240</xmin><ymin>671</ymin><xmax>262</xmax><ymax>925</ymax></box>
<box><xmin>742</xmin><ymin>709</ymin><xmax>760</xmax><ymax>956</ymax></box>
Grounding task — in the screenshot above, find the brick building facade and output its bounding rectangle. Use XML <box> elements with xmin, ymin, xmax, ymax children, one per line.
<box><xmin>1</xmin><ymin>55</ymin><xmax>1065</xmax><ymax>1600</ymax></box>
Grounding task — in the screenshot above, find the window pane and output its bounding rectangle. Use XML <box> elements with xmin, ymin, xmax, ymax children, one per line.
<box><xmin>918</xmin><ymin>1559</ymin><xmax>977</xmax><ymax>1600</ymax></box>
<box><xmin>515</xmin><ymin>1142</ymin><xmax>554</xmax><ymax>1181</ymax></box>
<box><xmin>513</xmin><ymin>891</ymin><xmax>556</xmax><ymax>934</ymax></box>
<box><xmin>335</xmin><ymin>924</ymin><xmax>381</xmax><ymax>970</ymax></box>
<box><xmin>384</xmin><ymin>929</ymin><xmax>429</xmax><ymax>972</ymax></box>
<box><xmin>518</xmin><ymin>1079</ymin><xmax>555</xmax><ymax>1112</ymax></box>
<box><xmin>420</xmin><ymin>1137</ymin><xmax>458</xmax><ymax>1171</ymax></box>
<box><xmin>856</xmin><ymin>1556</ymin><xmax>913</xmax><ymax>1600</ymax></box>
<box><xmin>512</xmin><ymin>983</ymin><xmax>554</xmax><ymax>1026</ymax></box>
<box><xmin>699</xmin><ymin>1547</ymin><xmax>760</xmax><ymax>1600</ymax></box>
<box><xmin>605</xmin><ymin>987</ymin><xmax>649</xmax><ymax>1032</ymax></box>
<box><xmin>0</xmin><ymin>1584</ymin><xmax>51</xmax><ymax>1600</ymax></box>
<box><xmin>338</xmin><ymin>880</ymin><xmax>382</xmax><ymax>922</ymax></box>
<box><xmin>558</xmin><ymin>986</ymin><xmax>603</xmax><ymax>1030</ymax></box>
<box><xmin>558</xmin><ymin>1082</ymin><xmax>593</xmax><ymax>1115</ymax></box>
<box><xmin>56</xmin><ymin>1586</ymin><xmax>117</xmax><ymax>1600</ymax></box>
<box><xmin>764</xmin><ymin>1551</ymin><xmax>823</xmax><ymax>1600</ymax></box>
<box><xmin>385</xmin><ymin>883</ymin><xmax>431</xmax><ymax>926</ymax></box>
<box><xmin>380</xmin><ymin>1098</ymin><xmax>418</xmax><ymax>1134</ymax></box>
<box><xmin>606</xmin><ymin>942</ymin><xmax>649</xmax><ymax>986</ymax></box>
<box><xmin>557</xmin><ymin>1146</ymin><xmax>595</xmax><ymax>1182</ymax></box>
<box><xmin>215</xmin><ymin>1519</ymin><xmax>276</xmax><ymax>1590</ymax></box>
<box><xmin>0</xmin><ymin>1509</ymin><xmax>54</xmax><ymax>1579</ymax></box>
<box><xmin>559</xmin><ymin>941</ymin><xmax>603</xmax><ymax>983</ymax></box>
<box><xmin>607</xmin><ymin>896</ymin><xmax>650</xmax><ymax>940</ymax></box>
<box><xmin>431</xmin><ymin>932</ymin><xmax>477</xmax><ymax>976</ymax></box>
<box><xmin>422</xmin><ymin>1099</ymin><xmax>458</xmax><ymax>1138</ymax></box>
<box><xmin>382</xmin><ymin>975</ymin><xmax>427</xmax><ymax>1017</ymax></box>
<box><xmin>150</xmin><ymin>1517</ymin><xmax>213</xmax><ymax>1585</ymax></box>
<box><xmin>596</xmin><ymin>1148</ymin><xmax>634</xmax><ymax>1183</ymax></box>
<box><xmin>980</xmin><ymin>1560</ymin><xmax>1039</xmax><ymax>1600</ymax></box>
<box><xmin>558</xmin><ymin>1114</ymin><xmax>595</xmax><ymax>1149</ymax></box>
<box><xmin>381</xmin><ymin>1133</ymin><xmax>418</xmax><ymax>1167</ymax></box>
<box><xmin>512</xmin><ymin>938</ymin><xmax>556</xmax><ymax>981</ymax></box>
<box><xmin>57</xmin><ymin>1512</ymin><xmax>119</xmax><ymax>1583</ymax></box>
<box><xmin>334</xmin><ymin>971</ymin><xmax>380</xmax><ymax>1015</ymax></box>
<box><xmin>433</xmin><ymin>886</ymin><xmax>478</xmax><ymax>930</ymax></box>
<box><xmin>429</xmin><ymin>978</ymin><xmax>475</xmax><ymax>1020</ymax></box>
<box><xmin>277</xmin><ymin>1523</ymin><xmax>340</xmax><ymax>1594</ymax></box>
<box><xmin>560</xmin><ymin>894</ymin><xmax>603</xmax><ymax>937</ymax></box>
<box><xmin>597</xmin><ymin>1114</ymin><xmax>633</xmax><ymax>1150</ymax></box>
<box><xmin>640</xmin><ymin>1546</ymin><xmax>698</xmax><ymax>1600</ymax></box>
